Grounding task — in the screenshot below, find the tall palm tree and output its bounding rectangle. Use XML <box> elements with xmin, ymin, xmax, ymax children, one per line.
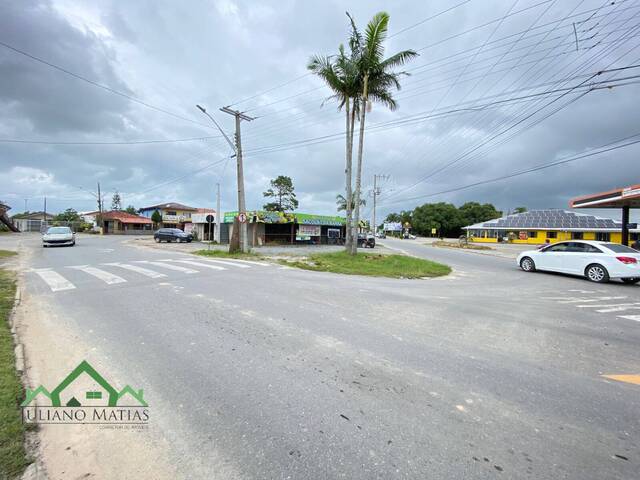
<box><xmin>348</xmin><ymin>12</ymin><xmax>418</xmax><ymax>254</ymax></box>
<box><xmin>336</xmin><ymin>193</ymin><xmax>365</xmax><ymax>212</ymax></box>
<box><xmin>308</xmin><ymin>44</ymin><xmax>360</xmax><ymax>251</ymax></box>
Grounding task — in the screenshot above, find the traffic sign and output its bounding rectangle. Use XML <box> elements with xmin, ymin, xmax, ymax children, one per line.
<box><xmin>238</xmin><ymin>213</ymin><xmax>247</xmax><ymax>223</ymax></box>
<box><xmin>206</xmin><ymin>214</ymin><xmax>214</xmax><ymax>223</ymax></box>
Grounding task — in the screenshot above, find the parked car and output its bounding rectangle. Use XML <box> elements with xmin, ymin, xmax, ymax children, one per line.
<box><xmin>517</xmin><ymin>240</ymin><xmax>640</xmax><ymax>284</ymax></box>
<box><xmin>376</xmin><ymin>231</ymin><xmax>386</xmax><ymax>239</ymax></box>
<box><xmin>154</xmin><ymin>228</ymin><xmax>193</xmax><ymax>243</ymax></box>
<box><xmin>357</xmin><ymin>233</ymin><xmax>375</xmax><ymax>248</ymax></box>
<box><xmin>42</xmin><ymin>226</ymin><xmax>75</xmax><ymax>247</ymax></box>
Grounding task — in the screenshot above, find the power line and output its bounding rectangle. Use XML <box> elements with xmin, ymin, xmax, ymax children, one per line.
<box><xmin>0</xmin><ymin>135</ymin><xmax>224</xmax><ymax>146</ymax></box>
<box><xmin>0</xmin><ymin>40</ymin><xmax>214</xmax><ymax>130</ymax></box>
<box><xmin>389</xmin><ymin>0</ymin><xmax>474</xmax><ymax>38</ymax></box>
<box><xmin>378</xmin><ymin>133</ymin><xmax>640</xmax><ymax>206</ymax></box>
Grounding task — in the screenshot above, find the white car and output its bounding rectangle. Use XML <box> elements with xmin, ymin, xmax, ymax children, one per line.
<box><xmin>517</xmin><ymin>240</ymin><xmax>640</xmax><ymax>284</ymax></box>
<box><xmin>42</xmin><ymin>226</ymin><xmax>76</xmax><ymax>247</ymax></box>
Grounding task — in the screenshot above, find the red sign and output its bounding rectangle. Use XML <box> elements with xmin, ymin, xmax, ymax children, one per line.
<box><xmin>238</xmin><ymin>213</ymin><xmax>247</xmax><ymax>223</ymax></box>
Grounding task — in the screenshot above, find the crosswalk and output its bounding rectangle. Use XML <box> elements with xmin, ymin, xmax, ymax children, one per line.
<box><xmin>543</xmin><ymin>289</ymin><xmax>640</xmax><ymax>324</ymax></box>
<box><xmin>29</xmin><ymin>257</ymin><xmax>273</xmax><ymax>293</ymax></box>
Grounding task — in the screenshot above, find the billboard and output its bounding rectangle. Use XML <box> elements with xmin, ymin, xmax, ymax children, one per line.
<box><xmin>383</xmin><ymin>222</ymin><xmax>403</xmax><ymax>232</ymax></box>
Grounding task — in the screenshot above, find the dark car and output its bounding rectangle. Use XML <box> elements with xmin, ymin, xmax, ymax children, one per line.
<box><xmin>154</xmin><ymin>228</ymin><xmax>193</xmax><ymax>243</ymax></box>
<box><xmin>357</xmin><ymin>233</ymin><xmax>375</xmax><ymax>248</ymax></box>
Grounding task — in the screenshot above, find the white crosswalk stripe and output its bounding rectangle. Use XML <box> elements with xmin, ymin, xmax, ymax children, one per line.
<box><xmin>102</xmin><ymin>263</ymin><xmax>167</xmax><ymax>279</ymax></box>
<box><xmin>171</xmin><ymin>260</ymin><xmax>226</xmax><ymax>271</ymax></box>
<box><xmin>218</xmin><ymin>258</ymin><xmax>270</xmax><ymax>267</ymax></box>
<box><xmin>134</xmin><ymin>261</ymin><xmax>198</xmax><ymax>274</ymax></box>
<box><xmin>33</xmin><ymin>269</ymin><xmax>75</xmax><ymax>292</ymax></box>
<box><xmin>195</xmin><ymin>258</ymin><xmax>250</xmax><ymax>269</ymax></box>
<box><xmin>618</xmin><ymin>315</ymin><xmax>640</xmax><ymax>322</ymax></box>
<box><xmin>67</xmin><ymin>265</ymin><xmax>127</xmax><ymax>285</ymax></box>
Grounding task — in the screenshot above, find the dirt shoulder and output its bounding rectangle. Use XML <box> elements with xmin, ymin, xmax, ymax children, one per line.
<box><xmin>12</xmin><ymin>248</ymin><xmax>178</xmax><ymax>480</ymax></box>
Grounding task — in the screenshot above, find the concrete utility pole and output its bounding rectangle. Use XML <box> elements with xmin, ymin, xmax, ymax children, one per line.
<box><xmin>196</xmin><ymin>104</ymin><xmax>253</xmax><ymax>252</ymax></box>
<box><xmin>371</xmin><ymin>174</ymin><xmax>389</xmax><ymax>234</ymax></box>
<box><xmin>215</xmin><ymin>182</ymin><xmax>221</xmax><ymax>244</ymax></box>
<box><xmin>220</xmin><ymin>106</ymin><xmax>254</xmax><ymax>253</ymax></box>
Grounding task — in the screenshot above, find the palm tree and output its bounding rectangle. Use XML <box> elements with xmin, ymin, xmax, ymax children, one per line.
<box><xmin>308</xmin><ymin>45</ymin><xmax>360</xmax><ymax>251</ymax></box>
<box><xmin>348</xmin><ymin>12</ymin><xmax>418</xmax><ymax>254</ymax></box>
<box><xmin>336</xmin><ymin>194</ymin><xmax>365</xmax><ymax>212</ymax></box>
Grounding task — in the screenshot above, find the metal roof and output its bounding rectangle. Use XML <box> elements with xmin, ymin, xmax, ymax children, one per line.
<box><xmin>463</xmin><ymin>209</ymin><xmax>629</xmax><ymax>231</ymax></box>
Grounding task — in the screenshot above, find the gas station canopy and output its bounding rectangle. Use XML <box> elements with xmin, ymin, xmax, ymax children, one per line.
<box><xmin>570</xmin><ymin>184</ymin><xmax>640</xmax><ymax>245</ymax></box>
<box><xmin>570</xmin><ymin>184</ymin><xmax>640</xmax><ymax>208</ymax></box>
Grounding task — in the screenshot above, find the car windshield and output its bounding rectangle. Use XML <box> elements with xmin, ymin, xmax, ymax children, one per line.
<box><xmin>46</xmin><ymin>227</ymin><xmax>71</xmax><ymax>234</ymax></box>
<box><xmin>603</xmin><ymin>243</ymin><xmax>638</xmax><ymax>253</ymax></box>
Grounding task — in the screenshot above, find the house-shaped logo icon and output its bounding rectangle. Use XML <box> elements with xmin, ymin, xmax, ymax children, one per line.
<box><xmin>22</xmin><ymin>360</ymin><xmax>147</xmax><ymax>407</ymax></box>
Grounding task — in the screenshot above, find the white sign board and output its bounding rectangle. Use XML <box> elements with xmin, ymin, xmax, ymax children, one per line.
<box><xmin>191</xmin><ymin>213</ymin><xmax>215</xmax><ymax>224</ymax></box>
<box><xmin>383</xmin><ymin>222</ymin><xmax>403</xmax><ymax>232</ymax></box>
<box><xmin>298</xmin><ymin>225</ymin><xmax>321</xmax><ymax>236</ymax></box>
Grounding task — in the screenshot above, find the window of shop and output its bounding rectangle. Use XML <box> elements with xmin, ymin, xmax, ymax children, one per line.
<box><xmin>595</xmin><ymin>232</ymin><xmax>610</xmax><ymax>242</ymax></box>
<box><xmin>528</xmin><ymin>231</ymin><xmax>537</xmax><ymax>238</ymax></box>
<box><xmin>572</xmin><ymin>232</ymin><xmax>583</xmax><ymax>239</ymax></box>
<box><xmin>547</xmin><ymin>231</ymin><xmax>557</xmax><ymax>239</ymax></box>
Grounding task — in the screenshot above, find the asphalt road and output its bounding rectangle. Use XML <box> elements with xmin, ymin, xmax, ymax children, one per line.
<box><xmin>11</xmin><ymin>234</ymin><xmax>640</xmax><ymax>479</ymax></box>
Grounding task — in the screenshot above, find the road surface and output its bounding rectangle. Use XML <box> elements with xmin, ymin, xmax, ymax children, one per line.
<box><xmin>8</xmin><ymin>234</ymin><xmax>640</xmax><ymax>479</ymax></box>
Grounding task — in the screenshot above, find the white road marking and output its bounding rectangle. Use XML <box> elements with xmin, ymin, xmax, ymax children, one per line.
<box><xmin>208</xmin><ymin>258</ymin><xmax>270</xmax><ymax>267</ymax></box>
<box><xmin>196</xmin><ymin>259</ymin><xmax>250</xmax><ymax>269</ymax></box>
<box><xmin>102</xmin><ymin>263</ymin><xmax>167</xmax><ymax>279</ymax></box>
<box><xmin>543</xmin><ymin>296</ymin><xmax>627</xmax><ymax>304</ymax></box>
<box><xmin>577</xmin><ymin>303</ymin><xmax>640</xmax><ymax>309</ymax></box>
<box><xmin>618</xmin><ymin>315</ymin><xmax>640</xmax><ymax>322</ymax></box>
<box><xmin>171</xmin><ymin>260</ymin><xmax>226</xmax><ymax>271</ymax></box>
<box><xmin>33</xmin><ymin>269</ymin><xmax>75</xmax><ymax>292</ymax></box>
<box><xmin>135</xmin><ymin>261</ymin><xmax>198</xmax><ymax>274</ymax></box>
<box><xmin>67</xmin><ymin>265</ymin><xmax>126</xmax><ymax>285</ymax></box>
<box><xmin>595</xmin><ymin>305</ymin><xmax>640</xmax><ymax>313</ymax></box>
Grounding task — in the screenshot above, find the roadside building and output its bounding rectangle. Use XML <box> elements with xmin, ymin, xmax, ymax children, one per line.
<box><xmin>138</xmin><ymin>202</ymin><xmax>197</xmax><ymax>230</ymax></box>
<box><xmin>11</xmin><ymin>211</ymin><xmax>55</xmax><ymax>232</ymax></box>
<box><xmin>99</xmin><ymin>211</ymin><xmax>153</xmax><ymax>235</ymax></box>
<box><xmin>224</xmin><ymin>211</ymin><xmax>346</xmax><ymax>247</ymax></box>
<box><xmin>79</xmin><ymin>210</ymin><xmax>100</xmax><ymax>228</ymax></box>
<box><xmin>189</xmin><ymin>208</ymin><xmax>219</xmax><ymax>241</ymax></box>
<box><xmin>463</xmin><ymin>209</ymin><xmax>639</xmax><ymax>245</ymax></box>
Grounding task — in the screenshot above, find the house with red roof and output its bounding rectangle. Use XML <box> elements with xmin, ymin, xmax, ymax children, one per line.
<box><xmin>99</xmin><ymin>210</ymin><xmax>153</xmax><ymax>235</ymax></box>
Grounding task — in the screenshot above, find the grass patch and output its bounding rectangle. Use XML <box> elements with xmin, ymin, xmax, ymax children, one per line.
<box><xmin>0</xmin><ymin>269</ymin><xmax>30</xmax><ymax>478</ymax></box>
<box><xmin>282</xmin><ymin>251</ymin><xmax>450</xmax><ymax>279</ymax></box>
<box><xmin>432</xmin><ymin>240</ymin><xmax>493</xmax><ymax>251</ymax></box>
<box><xmin>193</xmin><ymin>249</ymin><xmax>263</xmax><ymax>260</ymax></box>
<box><xmin>0</xmin><ymin>250</ymin><xmax>17</xmax><ymax>259</ymax></box>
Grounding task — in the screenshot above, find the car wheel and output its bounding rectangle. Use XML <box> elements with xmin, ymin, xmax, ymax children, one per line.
<box><xmin>71</xmin><ymin>241</ymin><xmax>75</xmax><ymax>246</ymax></box>
<box><xmin>154</xmin><ymin>237</ymin><xmax>160</xmax><ymax>243</ymax></box>
<box><xmin>585</xmin><ymin>264</ymin><xmax>610</xmax><ymax>283</ymax></box>
<box><xmin>520</xmin><ymin>257</ymin><xmax>536</xmax><ymax>272</ymax></box>
<box><xmin>622</xmin><ymin>277</ymin><xmax>640</xmax><ymax>284</ymax></box>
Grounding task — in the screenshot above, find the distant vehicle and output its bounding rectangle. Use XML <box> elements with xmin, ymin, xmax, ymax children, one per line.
<box><xmin>517</xmin><ymin>240</ymin><xmax>640</xmax><ymax>284</ymax></box>
<box><xmin>42</xmin><ymin>226</ymin><xmax>75</xmax><ymax>247</ymax></box>
<box><xmin>357</xmin><ymin>233</ymin><xmax>375</xmax><ymax>248</ymax></box>
<box><xmin>408</xmin><ymin>234</ymin><xmax>417</xmax><ymax>240</ymax></box>
<box><xmin>154</xmin><ymin>228</ymin><xmax>193</xmax><ymax>243</ymax></box>
<box><xmin>376</xmin><ymin>231</ymin><xmax>386</xmax><ymax>239</ymax></box>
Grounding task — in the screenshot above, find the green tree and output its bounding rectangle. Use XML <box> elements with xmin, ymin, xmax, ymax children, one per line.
<box><xmin>348</xmin><ymin>12</ymin><xmax>417</xmax><ymax>254</ymax></box>
<box><xmin>124</xmin><ymin>205</ymin><xmax>137</xmax><ymax>215</ymax></box>
<box><xmin>336</xmin><ymin>194</ymin><xmax>365</xmax><ymax>212</ymax></box>
<box><xmin>514</xmin><ymin>206</ymin><xmax>527</xmax><ymax>214</ymax></box>
<box><xmin>263</xmin><ymin>175</ymin><xmax>299</xmax><ymax>212</ymax></box>
<box><xmin>151</xmin><ymin>210</ymin><xmax>162</xmax><ymax>227</ymax></box>
<box><xmin>458</xmin><ymin>202</ymin><xmax>502</xmax><ymax>227</ymax></box>
<box><xmin>412</xmin><ymin>203</ymin><xmax>463</xmax><ymax>237</ymax></box>
<box><xmin>111</xmin><ymin>191</ymin><xmax>122</xmax><ymax>211</ymax></box>
<box><xmin>53</xmin><ymin>208</ymin><xmax>80</xmax><ymax>223</ymax></box>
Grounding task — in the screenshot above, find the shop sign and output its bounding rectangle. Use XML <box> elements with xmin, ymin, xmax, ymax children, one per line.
<box><xmin>298</xmin><ymin>225</ymin><xmax>321</xmax><ymax>236</ymax></box>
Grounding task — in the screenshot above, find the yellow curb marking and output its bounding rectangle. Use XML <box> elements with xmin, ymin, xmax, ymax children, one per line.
<box><xmin>602</xmin><ymin>374</ymin><xmax>640</xmax><ymax>385</ymax></box>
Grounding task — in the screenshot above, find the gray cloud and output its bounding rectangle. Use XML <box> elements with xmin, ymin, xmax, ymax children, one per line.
<box><xmin>1</xmin><ymin>0</ymin><xmax>639</xmax><ymax>224</ymax></box>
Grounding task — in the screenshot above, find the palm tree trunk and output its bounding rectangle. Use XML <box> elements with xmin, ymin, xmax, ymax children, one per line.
<box><xmin>344</xmin><ymin>97</ymin><xmax>353</xmax><ymax>251</ymax></box>
<box><xmin>351</xmin><ymin>74</ymin><xmax>368</xmax><ymax>255</ymax></box>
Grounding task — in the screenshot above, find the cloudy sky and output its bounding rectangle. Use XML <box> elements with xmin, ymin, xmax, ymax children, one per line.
<box><xmin>1</xmin><ymin>0</ymin><xmax>639</xmax><ymax>222</ymax></box>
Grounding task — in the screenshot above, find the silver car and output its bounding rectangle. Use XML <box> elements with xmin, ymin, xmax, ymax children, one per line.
<box><xmin>42</xmin><ymin>226</ymin><xmax>76</xmax><ymax>247</ymax></box>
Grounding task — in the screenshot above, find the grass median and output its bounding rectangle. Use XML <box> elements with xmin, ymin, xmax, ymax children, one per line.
<box><xmin>0</xmin><ymin>267</ymin><xmax>30</xmax><ymax>478</ymax></box>
<box><xmin>0</xmin><ymin>250</ymin><xmax>17</xmax><ymax>259</ymax></box>
<box><xmin>193</xmin><ymin>249</ymin><xmax>263</xmax><ymax>260</ymax></box>
<box><xmin>282</xmin><ymin>251</ymin><xmax>451</xmax><ymax>279</ymax></box>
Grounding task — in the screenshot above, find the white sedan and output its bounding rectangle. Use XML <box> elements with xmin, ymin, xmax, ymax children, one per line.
<box><xmin>42</xmin><ymin>226</ymin><xmax>76</xmax><ymax>247</ymax></box>
<box><xmin>517</xmin><ymin>240</ymin><xmax>640</xmax><ymax>284</ymax></box>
